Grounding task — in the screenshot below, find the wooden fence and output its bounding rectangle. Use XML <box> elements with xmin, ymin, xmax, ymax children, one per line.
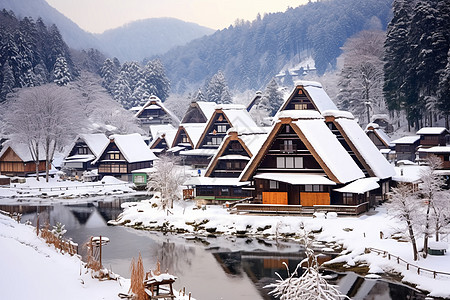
<box><xmin>234</xmin><ymin>202</ymin><xmax>369</xmax><ymax>215</ymax></box>
<box><xmin>2</xmin><ymin>182</ymin><xmax>130</xmax><ymax>192</ymax></box>
<box><xmin>366</xmin><ymin>247</ymin><xmax>450</xmax><ymax>280</ymax></box>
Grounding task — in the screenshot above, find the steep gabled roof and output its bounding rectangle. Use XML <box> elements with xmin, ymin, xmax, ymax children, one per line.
<box><xmin>0</xmin><ymin>141</ymin><xmax>46</xmax><ymax>162</ymax></box>
<box><xmin>94</xmin><ymin>133</ymin><xmax>157</xmax><ymax>164</ymax></box>
<box><xmin>181</xmin><ymin>101</ymin><xmax>216</xmax><ymax>123</ymax></box>
<box><xmin>365</xmin><ymin>123</ymin><xmax>392</xmax><ymax>148</ymax></box>
<box><xmin>65</xmin><ymin>133</ymin><xmax>109</xmax><ymax>159</ymax></box>
<box><xmin>240</xmin><ymin>110</ymin><xmax>364</xmax><ymax>184</ymax></box>
<box><xmin>135</xmin><ymin>95</ymin><xmax>180</xmax><ymax>125</ymax></box>
<box><xmin>149</xmin><ymin>124</ymin><xmax>176</xmax><ymax>141</ymax></box>
<box><xmin>327</xmin><ymin>113</ymin><xmax>396</xmax><ymax>179</ymax></box>
<box><xmin>149</xmin><ymin>128</ymin><xmax>178</xmax><ymax>150</ymax></box>
<box><xmin>172</xmin><ymin>123</ymin><xmax>206</xmax><ymax>148</ymax></box>
<box><xmin>205</xmin><ymin>127</ymin><xmax>269</xmax><ymax>177</ymax></box>
<box><xmin>391</xmin><ymin>136</ymin><xmax>421</xmax><ymax>145</ymax></box>
<box><xmin>275</xmin><ymin>81</ymin><xmax>338</xmax><ymax>116</ymax></box>
<box><xmin>246</xmin><ymin>91</ymin><xmax>262</xmax><ymax>112</ymax></box>
<box><xmin>195</xmin><ymin>106</ymin><xmax>258</xmax><ymax>148</ymax></box>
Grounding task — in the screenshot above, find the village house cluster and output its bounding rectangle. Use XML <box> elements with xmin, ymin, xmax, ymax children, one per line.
<box><xmin>1</xmin><ymin>81</ymin><xmax>449</xmax><ymax>214</ymax></box>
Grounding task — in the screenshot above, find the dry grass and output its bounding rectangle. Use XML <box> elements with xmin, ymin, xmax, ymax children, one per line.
<box><xmin>39</xmin><ymin>223</ymin><xmax>77</xmax><ymax>255</ymax></box>
<box><xmin>129</xmin><ymin>253</ymin><xmax>146</xmax><ymax>300</ymax></box>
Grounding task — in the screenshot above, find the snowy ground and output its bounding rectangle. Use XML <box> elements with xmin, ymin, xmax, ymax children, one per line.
<box><xmin>113</xmin><ymin>196</ymin><xmax>450</xmax><ymax>299</ymax></box>
<box><xmin>0</xmin><ymin>176</ymin><xmax>139</xmax><ymax>202</ymax></box>
<box><xmin>0</xmin><ymin>213</ymin><xmax>196</xmax><ymax>300</ymax></box>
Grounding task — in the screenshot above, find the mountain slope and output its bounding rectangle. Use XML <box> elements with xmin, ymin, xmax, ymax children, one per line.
<box><xmin>0</xmin><ymin>0</ymin><xmax>100</xmax><ymax>49</ymax></box>
<box><xmin>95</xmin><ymin>18</ymin><xmax>214</xmax><ymax>61</ymax></box>
<box><xmin>159</xmin><ymin>0</ymin><xmax>393</xmax><ymax>91</ymax></box>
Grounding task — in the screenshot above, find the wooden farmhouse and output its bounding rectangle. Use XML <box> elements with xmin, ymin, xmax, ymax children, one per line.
<box><xmin>239</xmin><ymin>111</ymin><xmax>366</xmax><ymax>209</ymax></box>
<box><xmin>179</xmin><ymin>104</ymin><xmax>258</xmax><ymax>167</ymax></box>
<box><xmin>148</xmin><ymin>124</ymin><xmax>178</xmax><ymax>155</ymax></box>
<box><xmin>416</xmin><ymin>127</ymin><xmax>450</xmax><ymax>162</ymax></box>
<box><xmin>0</xmin><ymin>141</ymin><xmax>48</xmax><ymax>176</ymax></box>
<box><xmin>170</xmin><ymin>101</ymin><xmax>216</xmax><ymax>156</ymax></box>
<box><xmin>234</xmin><ymin>81</ymin><xmax>395</xmax><ymax>214</ymax></box>
<box><xmin>419</xmin><ymin>146</ymin><xmax>450</xmax><ymax>170</ymax></box>
<box><xmin>391</xmin><ymin>136</ymin><xmax>420</xmax><ymax>162</ymax></box>
<box><xmin>93</xmin><ymin>133</ymin><xmax>158</xmax><ymax>181</ymax></box>
<box><xmin>63</xmin><ymin>133</ymin><xmax>109</xmax><ymax>178</ymax></box>
<box><xmin>186</xmin><ymin>127</ymin><xmax>269</xmax><ymax>203</ymax></box>
<box><xmin>134</xmin><ymin>96</ymin><xmax>180</xmax><ymax>129</ymax></box>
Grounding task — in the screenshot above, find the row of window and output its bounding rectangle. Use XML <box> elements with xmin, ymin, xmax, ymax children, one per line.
<box><xmin>276</xmin><ymin>156</ymin><xmax>303</xmax><ymax>169</ymax></box>
<box><xmin>99</xmin><ymin>163</ymin><xmax>127</xmax><ymax>173</ymax></box>
<box><xmin>268</xmin><ymin>181</ymin><xmax>326</xmax><ymax>192</ymax></box>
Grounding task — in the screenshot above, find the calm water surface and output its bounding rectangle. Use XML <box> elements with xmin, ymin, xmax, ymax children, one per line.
<box><xmin>0</xmin><ymin>196</ymin><xmax>429</xmax><ymax>300</ymax></box>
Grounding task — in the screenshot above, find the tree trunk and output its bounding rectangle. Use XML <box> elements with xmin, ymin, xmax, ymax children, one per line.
<box><xmin>423</xmin><ymin>200</ymin><xmax>431</xmax><ymax>258</ymax></box>
<box><xmin>406</xmin><ymin>219</ymin><xmax>418</xmax><ymax>261</ymax></box>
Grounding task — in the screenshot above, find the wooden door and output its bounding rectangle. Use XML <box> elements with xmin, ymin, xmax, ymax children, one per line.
<box><xmin>300</xmin><ymin>192</ymin><xmax>330</xmax><ymax>206</ymax></box>
<box><xmin>262</xmin><ymin>192</ymin><xmax>288</xmax><ymax>205</ymax></box>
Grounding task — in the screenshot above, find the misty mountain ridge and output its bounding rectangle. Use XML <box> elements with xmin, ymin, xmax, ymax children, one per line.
<box><xmin>0</xmin><ymin>0</ymin><xmax>100</xmax><ymax>49</ymax></box>
<box><xmin>0</xmin><ymin>0</ymin><xmax>214</xmax><ymax>61</ymax></box>
<box><xmin>95</xmin><ymin>18</ymin><xmax>214</xmax><ymax>61</ymax></box>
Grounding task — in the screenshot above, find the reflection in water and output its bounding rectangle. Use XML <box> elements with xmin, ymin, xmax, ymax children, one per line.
<box><xmin>0</xmin><ymin>197</ymin><xmax>429</xmax><ymax>300</ymax></box>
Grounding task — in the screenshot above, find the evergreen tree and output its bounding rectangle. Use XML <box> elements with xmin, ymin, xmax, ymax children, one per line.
<box><xmin>259</xmin><ymin>78</ymin><xmax>284</xmax><ymax>116</ymax></box>
<box><xmin>193</xmin><ymin>89</ymin><xmax>206</xmax><ymax>102</ymax></box>
<box><xmin>1</xmin><ymin>61</ymin><xmax>15</xmax><ymax>101</ymax></box>
<box><xmin>438</xmin><ymin>49</ymin><xmax>450</xmax><ymax>128</ymax></box>
<box><xmin>112</xmin><ymin>72</ymin><xmax>132</xmax><ymax>109</ymax></box>
<box><xmin>205</xmin><ymin>71</ymin><xmax>232</xmax><ymax>104</ymax></box>
<box><xmin>53</xmin><ymin>55</ymin><xmax>71</xmax><ymax>86</ymax></box>
<box><xmin>100</xmin><ymin>58</ymin><xmax>119</xmax><ymax>91</ymax></box>
<box><xmin>143</xmin><ymin>59</ymin><xmax>170</xmax><ymax>102</ymax></box>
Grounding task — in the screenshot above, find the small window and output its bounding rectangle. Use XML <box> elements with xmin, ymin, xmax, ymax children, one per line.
<box><xmin>269</xmin><ymin>180</ymin><xmax>279</xmax><ymax>189</ymax></box>
<box><xmin>286</xmin><ymin>157</ymin><xmax>294</xmax><ymax>168</ymax></box>
<box><xmin>217</xmin><ymin>125</ymin><xmax>227</xmax><ymax>133</ymax></box>
<box><xmin>295</xmin><ymin>103</ymin><xmax>308</xmax><ymax>110</ymax></box>
<box><xmin>276</xmin><ymin>157</ymin><xmax>285</xmax><ymax>168</ymax></box>
<box><xmin>305</xmin><ymin>184</ymin><xmax>313</xmax><ymax>192</ymax></box>
<box><xmin>134</xmin><ymin>175</ymin><xmax>146</xmax><ymax>184</ymax></box>
<box><xmin>285</xmin><ymin>125</ymin><xmax>290</xmax><ymax>133</ymax></box>
<box><xmin>78</xmin><ymin>147</ymin><xmax>88</xmax><ymax>155</ymax></box>
<box><xmin>295</xmin><ymin>157</ymin><xmax>303</xmax><ymax>168</ymax></box>
<box><xmin>182</xmin><ymin>135</ymin><xmax>189</xmax><ymax>143</ymax></box>
<box><xmin>109</xmin><ymin>153</ymin><xmax>120</xmax><ymax>160</ymax></box>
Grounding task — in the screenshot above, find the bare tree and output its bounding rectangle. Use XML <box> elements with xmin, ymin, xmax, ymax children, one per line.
<box><xmin>5</xmin><ymin>85</ymin><xmax>85</xmax><ymax>181</ymax></box>
<box><xmin>337</xmin><ymin>30</ymin><xmax>386</xmax><ymax>125</ymax></box>
<box><xmin>266</xmin><ymin>229</ymin><xmax>348</xmax><ymax>300</ymax></box>
<box><xmin>147</xmin><ymin>154</ymin><xmax>186</xmax><ymax>211</ymax></box>
<box><xmin>386</xmin><ymin>183</ymin><xmax>421</xmax><ymax>261</ymax></box>
<box><xmin>420</xmin><ymin>155</ymin><xmax>447</xmax><ymax>255</ymax></box>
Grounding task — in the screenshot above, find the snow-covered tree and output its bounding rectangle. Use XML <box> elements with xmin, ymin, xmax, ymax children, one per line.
<box><xmin>419</xmin><ymin>155</ymin><xmax>447</xmax><ymax>257</ymax></box>
<box><xmin>438</xmin><ymin>49</ymin><xmax>450</xmax><ymax>129</ymax></box>
<box><xmin>266</xmin><ymin>229</ymin><xmax>348</xmax><ymax>299</ymax></box>
<box><xmin>5</xmin><ymin>85</ymin><xmax>85</xmax><ymax>181</ymax></box>
<box><xmin>147</xmin><ymin>155</ymin><xmax>186</xmax><ymax>211</ymax></box>
<box><xmin>100</xmin><ymin>58</ymin><xmax>119</xmax><ymax>91</ymax></box>
<box><xmin>259</xmin><ymin>78</ymin><xmax>284</xmax><ymax>116</ymax></box>
<box><xmin>1</xmin><ymin>61</ymin><xmax>16</xmax><ymax>101</ymax></box>
<box><xmin>143</xmin><ymin>59</ymin><xmax>170</xmax><ymax>102</ymax></box>
<box><xmin>386</xmin><ymin>183</ymin><xmax>421</xmax><ymax>261</ymax></box>
<box><xmin>205</xmin><ymin>71</ymin><xmax>232</xmax><ymax>104</ymax></box>
<box><xmin>53</xmin><ymin>55</ymin><xmax>71</xmax><ymax>86</ymax></box>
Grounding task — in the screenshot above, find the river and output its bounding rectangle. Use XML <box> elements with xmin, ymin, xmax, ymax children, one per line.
<box><xmin>0</xmin><ymin>195</ymin><xmax>429</xmax><ymax>300</ymax></box>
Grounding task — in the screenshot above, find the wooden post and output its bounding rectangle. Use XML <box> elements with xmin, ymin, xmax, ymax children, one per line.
<box><xmin>417</xmin><ymin>268</ymin><xmax>420</xmax><ymax>275</ymax></box>
<box><xmin>407</xmin><ymin>264</ymin><xmax>409</xmax><ymax>270</ymax></box>
<box><xmin>189</xmin><ymin>292</ymin><xmax>191</xmax><ymax>300</ymax></box>
<box><xmin>99</xmin><ymin>236</ymin><xmax>102</xmax><ymax>268</ymax></box>
<box><xmin>183</xmin><ymin>287</ymin><xmax>185</xmax><ymax>296</ymax></box>
<box><xmin>434</xmin><ymin>271</ymin><xmax>436</xmax><ymax>279</ymax></box>
<box><xmin>90</xmin><ymin>236</ymin><xmax>93</xmax><ymax>257</ymax></box>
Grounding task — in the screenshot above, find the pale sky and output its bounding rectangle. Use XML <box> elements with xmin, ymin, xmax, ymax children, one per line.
<box><xmin>45</xmin><ymin>0</ymin><xmax>308</xmax><ymax>34</ymax></box>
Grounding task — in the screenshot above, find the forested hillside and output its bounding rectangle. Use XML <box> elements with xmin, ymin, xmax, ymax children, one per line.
<box><xmin>159</xmin><ymin>0</ymin><xmax>393</xmax><ymax>92</ymax></box>
<box><xmin>384</xmin><ymin>0</ymin><xmax>450</xmax><ymax>129</ymax></box>
<box><xmin>0</xmin><ymin>10</ymin><xmax>78</xmax><ymax>101</ymax></box>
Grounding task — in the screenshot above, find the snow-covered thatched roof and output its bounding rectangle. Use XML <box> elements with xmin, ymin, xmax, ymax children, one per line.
<box><xmin>135</xmin><ymin>95</ymin><xmax>180</xmax><ymax>125</ymax></box>
<box><xmin>0</xmin><ymin>141</ymin><xmax>46</xmax><ymax>162</ymax></box>
<box><xmin>333</xmin><ymin>116</ymin><xmax>396</xmax><ymax>179</ymax></box>
<box><xmin>65</xmin><ymin>133</ymin><xmax>109</xmax><ymax>159</ymax></box>
<box><xmin>416</xmin><ymin>127</ymin><xmax>449</xmax><ymax>135</ymax></box>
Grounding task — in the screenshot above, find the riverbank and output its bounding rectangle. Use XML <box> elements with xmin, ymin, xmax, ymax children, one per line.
<box><xmin>0</xmin><ymin>213</ymin><xmax>129</xmax><ymax>300</ymax></box>
<box><xmin>0</xmin><ymin>176</ymin><xmax>142</xmax><ymax>202</ymax></box>
<box><xmin>112</xmin><ymin>196</ymin><xmax>450</xmax><ymax>299</ymax></box>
